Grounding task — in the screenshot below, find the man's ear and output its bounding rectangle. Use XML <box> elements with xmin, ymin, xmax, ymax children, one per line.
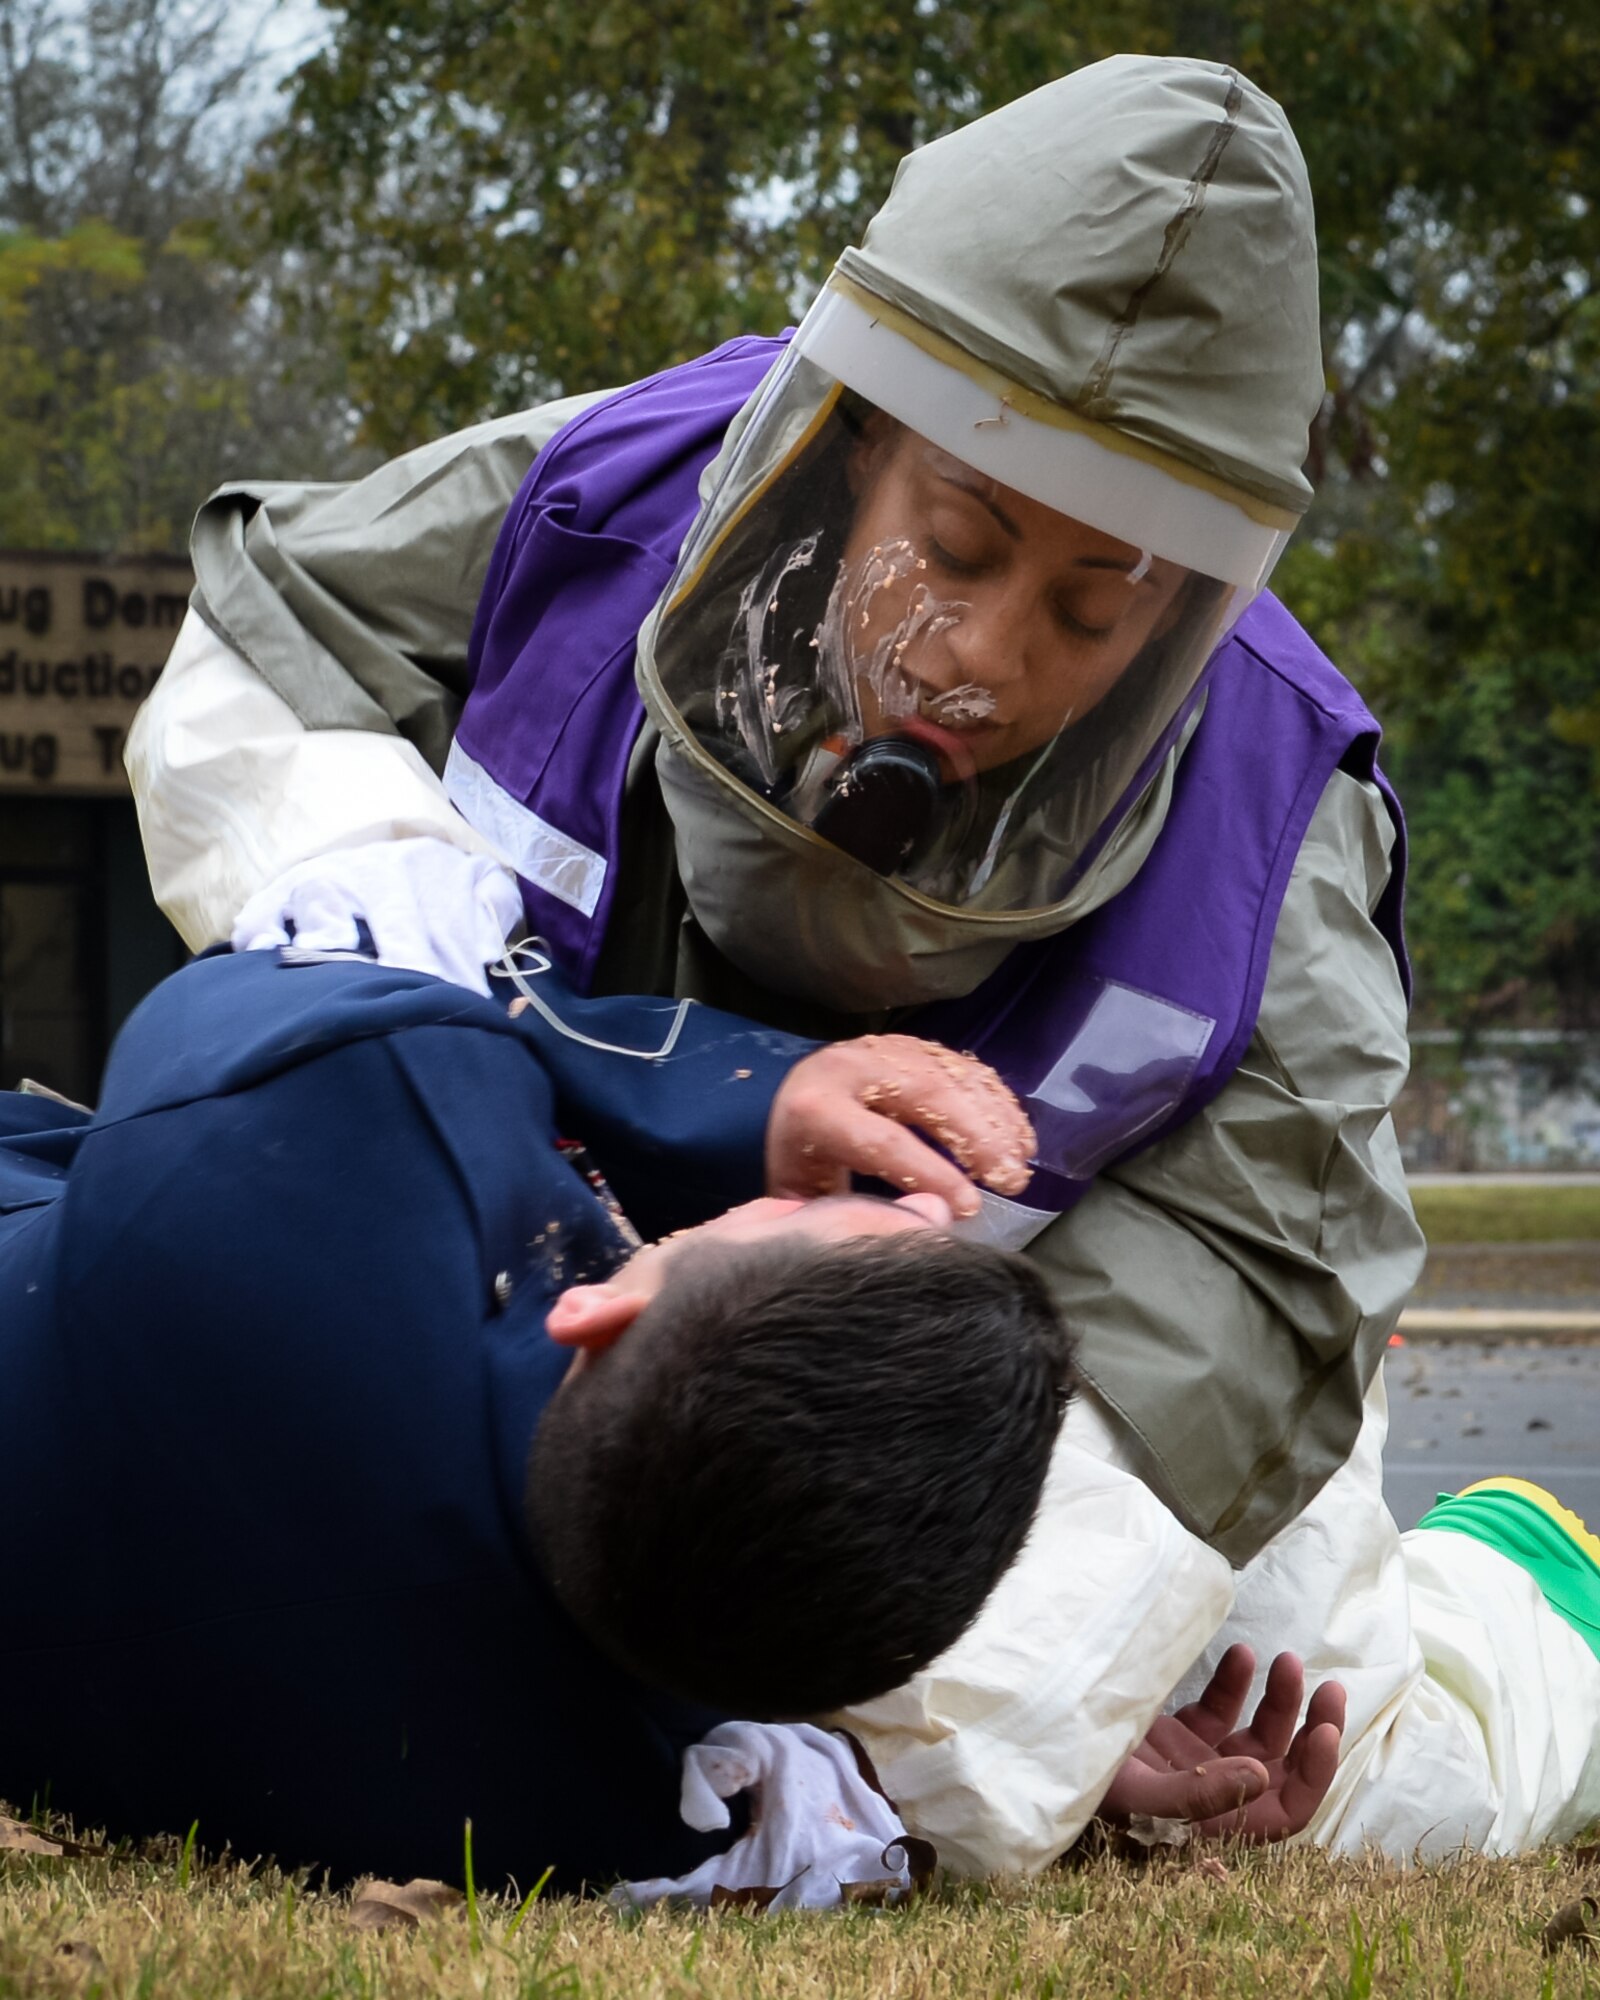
<box><xmin>545</xmin><ymin>1283</ymin><xmax>649</xmax><ymax>1352</ymax></box>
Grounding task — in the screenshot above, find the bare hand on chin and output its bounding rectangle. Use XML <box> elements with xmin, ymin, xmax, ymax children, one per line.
<box><xmin>765</xmin><ymin>1034</ymin><xmax>1036</xmax><ymax>1216</ymax></box>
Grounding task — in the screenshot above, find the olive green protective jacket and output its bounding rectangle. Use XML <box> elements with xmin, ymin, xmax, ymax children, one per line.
<box><xmin>174</xmin><ymin>398</ymin><xmax>1423</xmax><ymax>1570</ymax></box>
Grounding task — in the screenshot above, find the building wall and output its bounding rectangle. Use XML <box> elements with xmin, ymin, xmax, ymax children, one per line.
<box><xmin>1396</xmin><ymin>1036</ymin><xmax>1600</xmax><ymax>1173</ymax></box>
<box><xmin>0</xmin><ymin>552</ymin><xmax>192</xmax><ymax>1106</ymax></box>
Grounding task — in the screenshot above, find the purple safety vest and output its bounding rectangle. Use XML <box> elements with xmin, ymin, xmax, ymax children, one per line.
<box><xmin>454</xmin><ymin>336</ymin><xmax>1408</xmax><ymax>1221</ymax></box>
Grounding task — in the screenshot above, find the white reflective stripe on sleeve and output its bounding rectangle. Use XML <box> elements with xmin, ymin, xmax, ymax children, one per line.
<box><xmin>445</xmin><ymin>739</ymin><xmax>607</xmax><ymax>918</ymax></box>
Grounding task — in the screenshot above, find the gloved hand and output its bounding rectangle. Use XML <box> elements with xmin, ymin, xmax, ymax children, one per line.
<box><xmin>618</xmin><ymin>1722</ymin><xmax>935</xmax><ymax>1911</ymax></box>
<box><xmin>230</xmin><ymin>837</ymin><xmax>524</xmax><ymax>997</ymax></box>
<box><xmin>767</xmin><ymin>1034</ymin><xmax>1037</xmax><ymax>1217</ymax></box>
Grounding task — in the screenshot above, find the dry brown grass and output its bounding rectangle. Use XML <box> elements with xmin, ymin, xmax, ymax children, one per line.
<box><xmin>4</xmin><ymin>1830</ymin><xmax>1599</xmax><ymax>2000</ymax></box>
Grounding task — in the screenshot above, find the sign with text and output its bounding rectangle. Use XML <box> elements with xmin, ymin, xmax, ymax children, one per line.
<box><xmin>0</xmin><ymin>551</ymin><xmax>192</xmax><ymax>795</ymax></box>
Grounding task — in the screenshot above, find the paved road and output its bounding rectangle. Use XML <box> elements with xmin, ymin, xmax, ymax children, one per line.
<box><xmin>1383</xmin><ymin>1338</ymin><xmax>1600</xmax><ymax>1531</ymax></box>
<box><xmin>1409</xmin><ymin>1240</ymin><xmax>1600</xmax><ymax>1312</ymax></box>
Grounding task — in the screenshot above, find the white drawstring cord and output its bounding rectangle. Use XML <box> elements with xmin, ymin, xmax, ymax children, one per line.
<box><xmin>490</xmin><ymin>941</ymin><xmax>694</xmax><ymax>1061</ymax></box>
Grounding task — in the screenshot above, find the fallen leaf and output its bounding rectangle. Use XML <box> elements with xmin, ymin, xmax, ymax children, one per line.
<box><xmin>707</xmin><ymin>1881</ymin><xmax>783</xmax><ymax>1911</ymax></box>
<box><xmin>1126</xmin><ymin>1814</ymin><xmax>1191</xmax><ymax>1852</ymax></box>
<box><xmin>0</xmin><ymin>1815</ymin><xmax>103</xmax><ymax>1860</ymax></box>
<box><xmin>1543</xmin><ymin>1895</ymin><xmax>1599</xmax><ymax>1956</ymax></box>
<box><xmin>837</xmin><ymin>1730</ymin><xmax>895</xmax><ymax>1806</ymax></box>
<box><xmin>838</xmin><ymin>1876</ymin><xmax>910</xmax><ymax>1905</ymax></box>
<box><xmin>0</xmin><ymin>1816</ymin><xmax>63</xmax><ymax>1857</ymax></box>
<box><xmin>347</xmin><ymin>1878</ymin><xmax>465</xmax><ymax>1932</ymax></box>
<box><xmin>1063</xmin><ymin>1819</ymin><xmax>1192</xmax><ymax>1869</ymax></box>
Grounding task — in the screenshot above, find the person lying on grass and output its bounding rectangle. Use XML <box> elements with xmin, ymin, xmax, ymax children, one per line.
<box><xmin>544</xmin><ymin>1185</ymin><xmax>1346</xmax><ymax>1904</ymax></box>
<box><xmin>0</xmin><ymin>945</ymin><xmax>1340</xmax><ymax>1901</ymax></box>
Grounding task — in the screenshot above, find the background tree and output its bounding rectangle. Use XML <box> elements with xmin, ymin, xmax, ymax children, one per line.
<box><xmin>250</xmin><ymin>0</ymin><xmax>1148</xmax><ymax>450</ymax></box>
<box><xmin>8</xmin><ymin>0</ymin><xmax>1576</xmax><ymax>1028</ymax></box>
<box><xmin>247</xmin><ymin>0</ymin><xmax>1600</xmax><ymax>1028</ymax></box>
<box><xmin>0</xmin><ymin>0</ymin><xmax>356</xmax><ymax>553</ymax></box>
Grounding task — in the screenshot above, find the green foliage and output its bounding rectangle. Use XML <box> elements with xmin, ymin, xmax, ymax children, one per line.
<box><xmin>0</xmin><ymin>214</ymin><xmax>254</xmax><ymax>551</ymax></box>
<box><xmin>248</xmin><ymin>0</ymin><xmax>1155</xmax><ymax>450</ymax></box>
<box><xmin>0</xmin><ymin>0</ymin><xmax>362</xmax><ymax>554</ymax></box>
<box><xmin>244</xmin><ymin>0</ymin><xmax>1600</xmax><ymax>1028</ymax></box>
<box><xmin>1394</xmin><ymin>651</ymin><xmax>1600</xmax><ymax>1026</ymax></box>
<box><xmin>1249</xmin><ymin>4</ymin><xmax>1600</xmax><ymax>1026</ymax></box>
<box><xmin>10</xmin><ymin>0</ymin><xmax>1595</xmax><ymax>1023</ymax></box>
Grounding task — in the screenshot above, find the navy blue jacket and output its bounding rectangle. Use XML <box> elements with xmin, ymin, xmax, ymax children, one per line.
<box><xmin>0</xmin><ymin>950</ymin><xmax>809</xmax><ymax>1889</ymax></box>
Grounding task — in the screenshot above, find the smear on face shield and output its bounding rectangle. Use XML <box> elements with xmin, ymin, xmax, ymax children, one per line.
<box><xmin>717</xmin><ymin>534</ymin><xmax>990</xmax><ymax>792</ymax></box>
<box><xmin>717</xmin><ymin>535</ymin><xmax>822</xmax><ymax>787</ymax></box>
<box><xmin>652</xmin><ymin>327</ymin><xmax>1259</xmax><ymax>919</ymax></box>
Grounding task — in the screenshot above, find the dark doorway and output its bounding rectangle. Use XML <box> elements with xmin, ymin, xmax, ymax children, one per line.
<box><xmin>0</xmin><ymin>797</ymin><xmax>185</xmax><ymax>1105</ymax></box>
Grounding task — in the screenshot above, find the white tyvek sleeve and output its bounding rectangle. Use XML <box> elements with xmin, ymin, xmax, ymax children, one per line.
<box><xmin>1173</xmin><ymin>1368</ymin><xmax>1600</xmax><ymax>1858</ymax></box>
<box><xmin>126</xmin><ymin>610</ymin><xmax>512</xmax><ymax>950</ymax></box>
<box><xmin>831</xmin><ymin>1391</ymin><xmax>1234</xmax><ymax>1876</ymax></box>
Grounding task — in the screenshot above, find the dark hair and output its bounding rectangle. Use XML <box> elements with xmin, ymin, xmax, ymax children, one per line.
<box><xmin>528</xmin><ymin>1230</ymin><xmax>1075</xmax><ymax>1718</ymax></box>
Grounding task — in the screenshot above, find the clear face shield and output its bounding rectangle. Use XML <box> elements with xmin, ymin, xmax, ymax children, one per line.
<box><xmin>651</xmin><ymin>280</ymin><xmax>1296</xmax><ymax>916</ymax></box>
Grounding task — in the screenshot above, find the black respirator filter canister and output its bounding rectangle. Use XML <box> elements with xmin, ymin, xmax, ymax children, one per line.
<box><xmin>809</xmin><ymin>734</ymin><xmax>943</xmax><ymax>876</ymax></box>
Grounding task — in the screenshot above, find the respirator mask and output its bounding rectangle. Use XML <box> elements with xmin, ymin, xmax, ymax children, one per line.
<box><xmin>639</xmin><ymin>278</ymin><xmax>1297</xmax><ymax>1005</ymax></box>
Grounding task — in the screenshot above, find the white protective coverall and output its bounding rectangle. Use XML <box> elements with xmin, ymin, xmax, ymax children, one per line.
<box><xmin>128</xmin><ymin>56</ymin><xmax>1600</xmax><ymax>1869</ymax></box>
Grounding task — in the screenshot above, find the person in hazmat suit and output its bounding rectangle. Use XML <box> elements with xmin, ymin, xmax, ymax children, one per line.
<box><xmin>129</xmin><ymin>54</ymin><xmax>1600</xmax><ymax>1867</ymax></box>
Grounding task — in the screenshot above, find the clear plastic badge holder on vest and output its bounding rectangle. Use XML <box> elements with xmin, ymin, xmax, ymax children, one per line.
<box><xmin>1027</xmin><ymin>981</ymin><xmax>1216</xmax><ymax>1184</ymax></box>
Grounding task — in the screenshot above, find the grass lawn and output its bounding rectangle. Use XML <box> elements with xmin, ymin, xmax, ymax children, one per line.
<box><xmin>5</xmin><ymin>1833</ymin><xmax>1600</xmax><ymax>1999</ymax></box>
<box><xmin>1410</xmin><ymin>1182</ymin><xmax>1600</xmax><ymax>1246</ymax></box>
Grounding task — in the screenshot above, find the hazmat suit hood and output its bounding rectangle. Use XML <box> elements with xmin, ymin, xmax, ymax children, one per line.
<box><xmin>638</xmin><ymin>54</ymin><xmax>1324</xmax><ymax>1014</ymax></box>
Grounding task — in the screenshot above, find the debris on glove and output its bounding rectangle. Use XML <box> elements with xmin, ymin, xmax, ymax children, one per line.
<box><xmin>615</xmin><ymin>1721</ymin><xmax>936</xmax><ymax>1912</ymax></box>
